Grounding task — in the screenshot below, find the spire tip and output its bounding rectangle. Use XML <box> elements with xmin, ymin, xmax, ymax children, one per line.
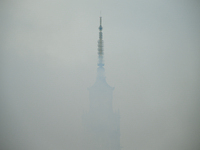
<box><xmin>99</xmin><ymin>16</ymin><xmax>103</xmax><ymax>31</ymax></box>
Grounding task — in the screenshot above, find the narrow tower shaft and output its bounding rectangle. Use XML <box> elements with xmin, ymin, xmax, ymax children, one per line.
<box><xmin>98</xmin><ymin>17</ymin><xmax>104</xmax><ymax>67</ymax></box>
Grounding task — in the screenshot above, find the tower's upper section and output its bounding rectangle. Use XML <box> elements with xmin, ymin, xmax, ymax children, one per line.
<box><xmin>88</xmin><ymin>17</ymin><xmax>114</xmax><ymax>112</ymax></box>
<box><xmin>99</xmin><ymin>17</ymin><xmax>103</xmax><ymax>31</ymax></box>
<box><xmin>98</xmin><ymin>17</ymin><xmax>104</xmax><ymax>67</ymax></box>
<box><xmin>91</xmin><ymin>17</ymin><xmax>113</xmax><ymax>90</ymax></box>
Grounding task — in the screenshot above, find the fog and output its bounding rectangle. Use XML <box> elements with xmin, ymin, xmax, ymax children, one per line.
<box><xmin>1</xmin><ymin>0</ymin><xmax>200</xmax><ymax>150</ymax></box>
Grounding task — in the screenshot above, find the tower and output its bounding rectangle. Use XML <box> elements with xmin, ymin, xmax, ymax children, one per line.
<box><xmin>82</xmin><ymin>17</ymin><xmax>120</xmax><ymax>150</ymax></box>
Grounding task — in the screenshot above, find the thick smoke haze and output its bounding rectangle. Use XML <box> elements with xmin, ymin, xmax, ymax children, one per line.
<box><xmin>1</xmin><ymin>0</ymin><xmax>200</xmax><ymax>150</ymax></box>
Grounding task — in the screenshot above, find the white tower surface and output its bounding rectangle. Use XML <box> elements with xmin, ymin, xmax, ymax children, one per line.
<box><xmin>82</xmin><ymin>17</ymin><xmax>121</xmax><ymax>150</ymax></box>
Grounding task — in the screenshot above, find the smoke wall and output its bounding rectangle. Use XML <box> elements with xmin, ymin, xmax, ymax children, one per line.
<box><xmin>1</xmin><ymin>0</ymin><xmax>200</xmax><ymax>150</ymax></box>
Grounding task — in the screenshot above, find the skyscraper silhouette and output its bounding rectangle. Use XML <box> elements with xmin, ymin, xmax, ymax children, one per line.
<box><xmin>83</xmin><ymin>17</ymin><xmax>120</xmax><ymax>150</ymax></box>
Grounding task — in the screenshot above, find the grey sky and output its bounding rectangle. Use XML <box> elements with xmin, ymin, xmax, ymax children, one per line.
<box><xmin>1</xmin><ymin>0</ymin><xmax>200</xmax><ymax>150</ymax></box>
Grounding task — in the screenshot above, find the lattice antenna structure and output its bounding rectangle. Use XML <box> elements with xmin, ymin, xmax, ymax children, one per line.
<box><xmin>98</xmin><ymin>17</ymin><xmax>104</xmax><ymax>67</ymax></box>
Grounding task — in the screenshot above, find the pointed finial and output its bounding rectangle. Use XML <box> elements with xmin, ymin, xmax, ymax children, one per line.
<box><xmin>99</xmin><ymin>16</ymin><xmax>103</xmax><ymax>31</ymax></box>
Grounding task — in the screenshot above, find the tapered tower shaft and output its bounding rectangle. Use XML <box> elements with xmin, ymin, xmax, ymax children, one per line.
<box><xmin>82</xmin><ymin>17</ymin><xmax>121</xmax><ymax>150</ymax></box>
<box><xmin>98</xmin><ymin>17</ymin><xmax>104</xmax><ymax>67</ymax></box>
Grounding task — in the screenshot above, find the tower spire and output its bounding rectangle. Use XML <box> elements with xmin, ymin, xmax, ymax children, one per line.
<box><xmin>82</xmin><ymin>17</ymin><xmax>121</xmax><ymax>150</ymax></box>
<box><xmin>99</xmin><ymin>16</ymin><xmax>103</xmax><ymax>31</ymax></box>
<box><xmin>98</xmin><ymin>17</ymin><xmax>104</xmax><ymax>67</ymax></box>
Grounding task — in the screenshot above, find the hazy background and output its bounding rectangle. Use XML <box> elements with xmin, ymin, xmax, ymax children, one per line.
<box><xmin>1</xmin><ymin>0</ymin><xmax>200</xmax><ymax>150</ymax></box>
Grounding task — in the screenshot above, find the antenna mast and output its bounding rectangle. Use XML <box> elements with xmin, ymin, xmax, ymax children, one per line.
<box><xmin>98</xmin><ymin>17</ymin><xmax>104</xmax><ymax>67</ymax></box>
